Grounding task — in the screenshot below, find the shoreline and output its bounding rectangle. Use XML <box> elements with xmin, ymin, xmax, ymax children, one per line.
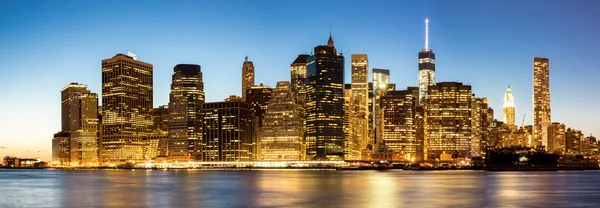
<box><xmin>2</xmin><ymin>166</ymin><xmax>598</xmax><ymax>171</ymax></box>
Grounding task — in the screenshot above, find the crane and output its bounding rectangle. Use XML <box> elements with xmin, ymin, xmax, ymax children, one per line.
<box><xmin>521</xmin><ymin>113</ymin><xmax>526</xmax><ymax>127</ymax></box>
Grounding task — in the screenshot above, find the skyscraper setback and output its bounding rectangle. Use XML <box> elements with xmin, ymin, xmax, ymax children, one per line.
<box><xmin>533</xmin><ymin>57</ymin><xmax>551</xmax><ymax>148</ymax></box>
<box><xmin>168</xmin><ymin>64</ymin><xmax>204</xmax><ymax>162</ymax></box>
<box><xmin>101</xmin><ymin>53</ymin><xmax>153</xmax><ymax>164</ymax></box>
<box><xmin>418</xmin><ymin>18</ymin><xmax>436</xmax><ymax>103</ymax></box>
<box><xmin>242</xmin><ymin>56</ymin><xmax>255</xmax><ymax>100</ymax></box>
<box><xmin>305</xmin><ymin>34</ymin><xmax>345</xmax><ymax>160</ymax></box>
<box><xmin>503</xmin><ymin>86</ymin><xmax>515</xmax><ymax>126</ymax></box>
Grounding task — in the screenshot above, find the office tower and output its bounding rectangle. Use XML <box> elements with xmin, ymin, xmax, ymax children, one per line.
<box><xmin>246</xmin><ymin>84</ymin><xmax>273</xmax><ymax>160</ymax></box>
<box><xmin>242</xmin><ymin>56</ymin><xmax>255</xmax><ymax>100</ymax></box>
<box><xmin>101</xmin><ymin>53</ymin><xmax>153</xmax><ymax>164</ymax></box>
<box><xmin>380</xmin><ymin>87</ymin><xmax>419</xmax><ymax>160</ymax></box>
<box><xmin>414</xmin><ymin>106</ymin><xmax>426</xmax><ymax>162</ymax></box>
<box><xmin>305</xmin><ymin>34</ymin><xmax>345</xmax><ymax>160</ymax></box>
<box><xmin>290</xmin><ymin>54</ymin><xmax>310</xmax><ymax>159</ymax></box>
<box><xmin>372</xmin><ymin>69</ymin><xmax>390</xmax><ymax>147</ymax></box>
<box><xmin>350</xmin><ymin>54</ymin><xmax>370</xmax><ymax>158</ymax></box>
<box><xmin>418</xmin><ymin>18</ymin><xmax>436</xmax><ymax>103</ymax></box>
<box><xmin>503</xmin><ymin>86</ymin><xmax>515</xmax><ymax>126</ymax></box>
<box><xmin>548</xmin><ymin>122</ymin><xmax>566</xmax><ymax>154</ymax></box>
<box><xmin>52</xmin><ymin>132</ymin><xmax>70</xmax><ymax>165</ymax></box>
<box><xmin>202</xmin><ymin>100</ymin><xmax>254</xmax><ymax>162</ymax></box>
<box><xmin>60</xmin><ymin>83</ymin><xmax>99</xmax><ymax>166</ymax></box>
<box><xmin>425</xmin><ymin>82</ymin><xmax>472</xmax><ymax>159</ymax></box>
<box><xmin>533</xmin><ymin>57</ymin><xmax>551</xmax><ymax>148</ymax></box>
<box><xmin>260</xmin><ymin>81</ymin><xmax>302</xmax><ymax>161</ymax></box>
<box><xmin>168</xmin><ymin>64</ymin><xmax>204</xmax><ymax>162</ymax></box>
<box><xmin>565</xmin><ymin>128</ymin><xmax>582</xmax><ymax>155</ymax></box>
<box><xmin>471</xmin><ymin>97</ymin><xmax>487</xmax><ymax>157</ymax></box>
<box><xmin>153</xmin><ymin>105</ymin><xmax>169</xmax><ymax>134</ymax></box>
<box><xmin>480</xmin><ymin>98</ymin><xmax>490</xmax><ymax>149</ymax></box>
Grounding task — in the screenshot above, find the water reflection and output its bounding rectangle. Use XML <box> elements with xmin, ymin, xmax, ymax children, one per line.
<box><xmin>1</xmin><ymin>169</ymin><xmax>600</xmax><ymax>207</ymax></box>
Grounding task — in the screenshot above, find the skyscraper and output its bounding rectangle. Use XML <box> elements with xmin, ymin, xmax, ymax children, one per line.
<box><xmin>418</xmin><ymin>18</ymin><xmax>436</xmax><ymax>103</ymax></box>
<box><xmin>168</xmin><ymin>64</ymin><xmax>204</xmax><ymax>162</ymax></box>
<box><xmin>101</xmin><ymin>53</ymin><xmax>153</xmax><ymax>164</ymax></box>
<box><xmin>290</xmin><ymin>54</ymin><xmax>309</xmax><ymax>159</ymax></box>
<box><xmin>425</xmin><ymin>82</ymin><xmax>472</xmax><ymax>159</ymax></box>
<box><xmin>59</xmin><ymin>83</ymin><xmax>99</xmax><ymax>166</ymax></box>
<box><xmin>380</xmin><ymin>87</ymin><xmax>419</xmax><ymax>160</ymax></box>
<box><xmin>242</xmin><ymin>56</ymin><xmax>255</xmax><ymax>100</ymax></box>
<box><xmin>503</xmin><ymin>85</ymin><xmax>515</xmax><ymax>126</ymax></box>
<box><xmin>351</xmin><ymin>54</ymin><xmax>370</xmax><ymax>158</ymax></box>
<box><xmin>246</xmin><ymin>84</ymin><xmax>273</xmax><ymax>160</ymax></box>
<box><xmin>533</xmin><ymin>57</ymin><xmax>551</xmax><ymax>148</ymax></box>
<box><xmin>548</xmin><ymin>122</ymin><xmax>566</xmax><ymax>154</ymax></box>
<box><xmin>202</xmin><ymin>100</ymin><xmax>254</xmax><ymax>162</ymax></box>
<box><xmin>305</xmin><ymin>34</ymin><xmax>345</xmax><ymax>160</ymax></box>
<box><xmin>260</xmin><ymin>81</ymin><xmax>302</xmax><ymax>161</ymax></box>
<box><xmin>372</xmin><ymin>68</ymin><xmax>390</xmax><ymax>146</ymax></box>
<box><xmin>152</xmin><ymin>105</ymin><xmax>169</xmax><ymax>134</ymax></box>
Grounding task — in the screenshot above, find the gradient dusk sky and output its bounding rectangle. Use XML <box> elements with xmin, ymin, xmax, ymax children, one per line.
<box><xmin>0</xmin><ymin>0</ymin><xmax>599</xmax><ymax>160</ymax></box>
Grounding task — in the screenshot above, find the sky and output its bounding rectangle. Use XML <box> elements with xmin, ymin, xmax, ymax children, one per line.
<box><xmin>0</xmin><ymin>0</ymin><xmax>599</xmax><ymax>161</ymax></box>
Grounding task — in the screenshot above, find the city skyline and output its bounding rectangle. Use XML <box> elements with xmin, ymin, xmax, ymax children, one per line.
<box><xmin>1</xmin><ymin>0</ymin><xmax>600</xmax><ymax>160</ymax></box>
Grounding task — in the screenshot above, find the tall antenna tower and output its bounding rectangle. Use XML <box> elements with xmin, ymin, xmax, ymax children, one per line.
<box><xmin>425</xmin><ymin>18</ymin><xmax>429</xmax><ymax>50</ymax></box>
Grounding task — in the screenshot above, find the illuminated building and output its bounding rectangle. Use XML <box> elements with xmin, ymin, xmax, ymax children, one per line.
<box><xmin>153</xmin><ymin>105</ymin><xmax>169</xmax><ymax>134</ymax></box>
<box><xmin>548</xmin><ymin>122</ymin><xmax>566</xmax><ymax>154</ymax></box>
<box><xmin>144</xmin><ymin>135</ymin><xmax>168</xmax><ymax>160</ymax></box>
<box><xmin>533</xmin><ymin>57</ymin><xmax>551</xmax><ymax>148</ymax></box>
<box><xmin>503</xmin><ymin>86</ymin><xmax>515</xmax><ymax>126</ymax></box>
<box><xmin>202</xmin><ymin>100</ymin><xmax>254</xmax><ymax>162</ymax></box>
<box><xmin>290</xmin><ymin>54</ymin><xmax>310</xmax><ymax>158</ymax></box>
<box><xmin>372</xmin><ymin>69</ymin><xmax>390</xmax><ymax>149</ymax></box>
<box><xmin>471</xmin><ymin>97</ymin><xmax>488</xmax><ymax>157</ymax></box>
<box><xmin>52</xmin><ymin>132</ymin><xmax>70</xmax><ymax>165</ymax></box>
<box><xmin>425</xmin><ymin>82</ymin><xmax>472</xmax><ymax>159</ymax></box>
<box><xmin>414</xmin><ymin>106</ymin><xmax>426</xmax><ymax>161</ymax></box>
<box><xmin>101</xmin><ymin>53</ymin><xmax>153</xmax><ymax>164</ymax></box>
<box><xmin>242</xmin><ymin>56</ymin><xmax>255</xmax><ymax>100</ymax></box>
<box><xmin>168</xmin><ymin>64</ymin><xmax>204</xmax><ymax>162</ymax></box>
<box><xmin>565</xmin><ymin>128</ymin><xmax>582</xmax><ymax>155</ymax></box>
<box><xmin>246</xmin><ymin>84</ymin><xmax>273</xmax><ymax>160</ymax></box>
<box><xmin>305</xmin><ymin>33</ymin><xmax>345</xmax><ymax>160</ymax></box>
<box><xmin>380</xmin><ymin>87</ymin><xmax>419</xmax><ymax>160</ymax></box>
<box><xmin>260</xmin><ymin>81</ymin><xmax>302</xmax><ymax>161</ymax></box>
<box><xmin>350</xmin><ymin>54</ymin><xmax>370</xmax><ymax>159</ymax></box>
<box><xmin>60</xmin><ymin>83</ymin><xmax>99</xmax><ymax>166</ymax></box>
<box><xmin>418</xmin><ymin>18</ymin><xmax>436</xmax><ymax>104</ymax></box>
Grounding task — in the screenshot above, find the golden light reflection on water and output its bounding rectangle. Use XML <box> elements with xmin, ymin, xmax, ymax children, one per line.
<box><xmin>1</xmin><ymin>169</ymin><xmax>600</xmax><ymax>207</ymax></box>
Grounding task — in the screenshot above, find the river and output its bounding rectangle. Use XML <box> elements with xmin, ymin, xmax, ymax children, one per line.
<box><xmin>1</xmin><ymin>169</ymin><xmax>599</xmax><ymax>207</ymax></box>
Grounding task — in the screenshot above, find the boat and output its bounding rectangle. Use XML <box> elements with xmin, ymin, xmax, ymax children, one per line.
<box><xmin>373</xmin><ymin>161</ymin><xmax>393</xmax><ymax>170</ymax></box>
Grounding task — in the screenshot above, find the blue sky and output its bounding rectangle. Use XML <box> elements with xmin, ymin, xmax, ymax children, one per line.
<box><xmin>0</xmin><ymin>0</ymin><xmax>598</xmax><ymax>159</ymax></box>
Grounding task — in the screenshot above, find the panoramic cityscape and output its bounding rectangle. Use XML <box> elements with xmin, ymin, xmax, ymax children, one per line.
<box><xmin>1</xmin><ymin>1</ymin><xmax>600</xmax><ymax>207</ymax></box>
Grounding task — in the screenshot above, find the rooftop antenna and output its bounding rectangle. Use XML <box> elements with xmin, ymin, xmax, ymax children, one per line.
<box><xmin>425</xmin><ymin>18</ymin><xmax>429</xmax><ymax>50</ymax></box>
<box><xmin>245</xmin><ymin>56</ymin><xmax>248</xmax><ymax>62</ymax></box>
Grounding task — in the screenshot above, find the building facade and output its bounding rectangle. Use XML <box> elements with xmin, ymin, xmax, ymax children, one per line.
<box><xmin>418</xmin><ymin>18</ymin><xmax>436</xmax><ymax>104</ymax></box>
<box><xmin>153</xmin><ymin>105</ymin><xmax>169</xmax><ymax>134</ymax></box>
<box><xmin>168</xmin><ymin>64</ymin><xmax>204</xmax><ymax>162</ymax></box>
<box><xmin>246</xmin><ymin>84</ymin><xmax>273</xmax><ymax>160</ymax></box>
<box><xmin>350</xmin><ymin>54</ymin><xmax>370</xmax><ymax>159</ymax></box>
<box><xmin>548</xmin><ymin>122</ymin><xmax>566</xmax><ymax>154</ymax></box>
<box><xmin>59</xmin><ymin>83</ymin><xmax>99</xmax><ymax>166</ymax></box>
<box><xmin>380</xmin><ymin>87</ymin><xmax>419</xmax><ymax>160</ymax></box>
<box><xmin>503</xmin><ymin>86</ymin><xmax>515</xmax><ymax>126</ymax></box>
<box><xmin>101</xmin><ymin>53</ymin><xmax>153</xmax><ymax>164</ymax></box>
<box><xmin>533</xmin><ymin>57</ymin><xmax>551</xmax><ymax>148</ymax></box>
<box><xmin>425</xmin><ymin>82</ymin><xmax>472</xmax><ymax>159</ymax></box>
<box><xmin>202</xmin><ymin>101</ymin><xmax>254</xmax><ymax>162</ymax></box>
<box><xmin>241</xmin><ymin>56</ymin><xmax>255</xmax><ymax>100</ymax></box>
<box><xmin>305</xmin><ymin>34</ymin><xmax>345</xmax><ymax>160</ymax></box>
<box><xmin>260</xmin><ymin>81</ymin><xmax>302</xmax><ymax>161</ymax></box>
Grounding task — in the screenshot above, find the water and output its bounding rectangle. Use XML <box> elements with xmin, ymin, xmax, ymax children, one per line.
<box><xmin>1</xmin><ymin>169</ymin><xmax>599</xmax><ymax>208</ymax></box>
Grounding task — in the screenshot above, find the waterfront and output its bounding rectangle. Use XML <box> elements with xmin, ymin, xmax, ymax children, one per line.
<box><xmin>1</xmin><ymin>170</ymin><xmax>600</xmax><ymax>207</ymax></box>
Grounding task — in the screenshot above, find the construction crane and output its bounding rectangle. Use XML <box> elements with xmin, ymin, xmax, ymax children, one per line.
<box><xmin>521</xmin><ymin>113</ymin><xmax>526</xmax><ymax>127</ymax></box>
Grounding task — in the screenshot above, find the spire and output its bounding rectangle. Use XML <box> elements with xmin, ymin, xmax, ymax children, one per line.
<box><xmin>327</xmin><ymin>22</ymin><xmax>334</xmax><ymax>47</ymax></box>
<box><xmin>425</xmin><ymin>18</ymin><xmax>429</xmax><ymax>50</ymax></box>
